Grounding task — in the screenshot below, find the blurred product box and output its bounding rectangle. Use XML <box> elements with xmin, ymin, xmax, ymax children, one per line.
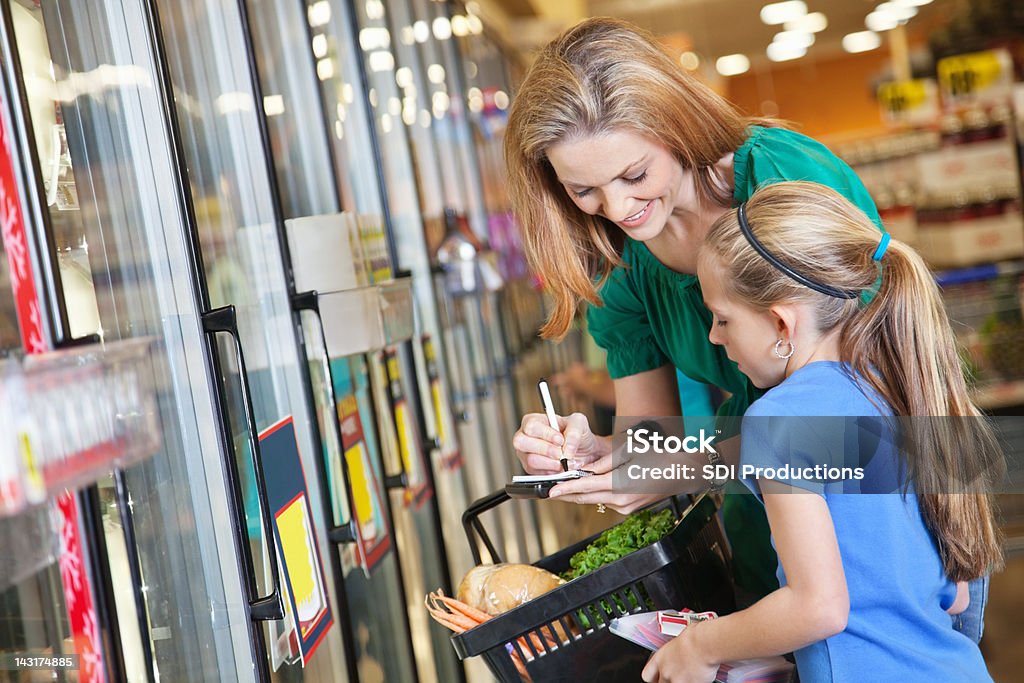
<box><xmin>879</xmin><ymin>204</ymin><xmax>918</xmax><ymax>245</ymax></box>
<box><xmin>917</xmin><ymin>200</ymin><xmax>1024</xmax><ymax>268</ymax></box>
<box><xmin>915</xmin><ymin>138</ymin><xmax>1020</xmax><ymax>198</ymax></box>
<box><xmin>285</xmin><ymin>213</ymin><xmax>360</xmax><ymax>293</ymax></box>
<box><xmin>317</xmin><ymin>279</ymin><xmax>415</xmax><ymax>357</ymax></box>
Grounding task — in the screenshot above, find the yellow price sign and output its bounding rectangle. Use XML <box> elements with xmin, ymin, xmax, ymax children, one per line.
<box><xmin>938</xmin><ymin>50</ymin><xmax>1012</xmax><ymax>104</ymax></box>
<box><xmin>878</xmin><ymin>80</ymin><xmax>928</xmax><ymax>113</ymax></box>
<box><xmin>877</xmin><ymin>79</ymin><xmax>938</xmax><ymax>125</ymax></box>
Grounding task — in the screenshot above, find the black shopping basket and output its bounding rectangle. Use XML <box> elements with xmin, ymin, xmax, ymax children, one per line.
<box><xmin>451</xmin><ymin>491</ymin><xmax>736</xmax><ymax>682</ymax></box>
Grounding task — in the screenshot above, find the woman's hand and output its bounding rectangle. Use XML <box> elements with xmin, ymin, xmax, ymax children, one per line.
<box><xmin>641</xmin><ymin>622</ymin><xmax>719</xmax><ymax>683</ymax></box>
<box><xmin>512</xmin><ymin>411</ymin><xmax>607</xmax><ymax>474</ymax></box>
<box><xmin>545</xmin><ymin>451</ymin><xmax>667</xmax><ymax>514</ymax></box>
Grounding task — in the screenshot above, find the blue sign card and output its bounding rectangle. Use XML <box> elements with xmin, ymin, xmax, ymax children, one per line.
<box><xmin>259</xmin><ymin>417</ymin><xmax>334</xmax><ymax>665</ymax></box>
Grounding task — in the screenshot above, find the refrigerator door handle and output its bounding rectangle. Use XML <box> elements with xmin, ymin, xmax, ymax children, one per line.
<box><xmin>202</xmin><ymin>305</ymin><xmax>285</xmax><ymax>621</ymax></box>
<box><xmin>291</xmin><ymin>290</ymin><xmax>358</xmax><ymax>545</ymax></box>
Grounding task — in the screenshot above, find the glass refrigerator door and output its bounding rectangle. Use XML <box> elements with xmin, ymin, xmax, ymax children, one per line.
<box><xmin>244</xmin><ymin>1</ymin><xmax>420</xmax><ymax>681</ymax></box>
<box><xmin>408</xmin><ymin>0</ymin><xmax>487</xmax><ymax>240</ymax></box>
<box><xmin>352</xmin><ymin>0</ymin><xmax>475</xmax><ymax>617</ymax></box>
<box><xmin>152</xmin><ymin>0</ymin><xmax>349</xmax><ymax>679</ymax></box>
<box><xmin>402</xmin><ymin>0</ymin><xmax>535</xmax><ymax>565</ymax></box>
<box><xmin>302</xmin><ymin>2</ymin><xmax>463</xmax><ymax>681</ymax></box>
<box><xmin>1</xmin><ymin>0</ymin><xmax>272</xmax><ymax>680</ymax></box>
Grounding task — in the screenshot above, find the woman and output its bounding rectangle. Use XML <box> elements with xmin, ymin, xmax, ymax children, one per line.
<box><xmin>506</xmin><ymin>17</ymin><xmax>881</xmax><ymax>599</ymax></box>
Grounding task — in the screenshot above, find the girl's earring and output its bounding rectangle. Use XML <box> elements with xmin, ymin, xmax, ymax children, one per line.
<box><xmin>774</xmin><ymin>338</ymin><xmax>794</xmax><ymax>360</ymax></box>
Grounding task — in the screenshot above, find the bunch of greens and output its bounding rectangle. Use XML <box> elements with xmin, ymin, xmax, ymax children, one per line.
<box><xmin>562</xmin><ymin>508</ymin><xmax>677</xmax><ymax>581</ymax></box>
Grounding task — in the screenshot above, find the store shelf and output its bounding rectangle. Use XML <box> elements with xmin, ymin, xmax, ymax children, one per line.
<box><xmin>317</xmin><ymin>277</ymin><xmax>415</xmax><ymax>357</ymax></box>
<box><xmin>1</xmin><ymin>337</ymin><xmax>161</xmax><ymax>518</ymax></box>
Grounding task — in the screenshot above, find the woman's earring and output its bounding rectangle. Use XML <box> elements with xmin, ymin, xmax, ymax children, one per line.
<box><xmin>774</xmin><ymin>338</ymin><xmax>795</xmax><ymax>360</ymax></box>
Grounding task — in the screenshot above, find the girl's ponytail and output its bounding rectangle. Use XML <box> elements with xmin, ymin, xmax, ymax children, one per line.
<box><xmin>842</xmin><ymin>241</ymin><xmax>1004</xmax><ymax>581</ymax></box>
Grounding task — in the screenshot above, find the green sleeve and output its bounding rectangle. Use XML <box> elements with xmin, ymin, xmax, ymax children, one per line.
<box><xmin>736</xmin><ymin>127</ymin><xmax>883</xmax><ymax>231</ymax></box>
<box><xmin>586</xmin><ymin>263</ymin><xmax>669</xmax><ymax>380</ymax></box>
<box><xmin>714</xmin><ymin>383</ymin><xmax>762</xmax><ymax>438</ymax></box>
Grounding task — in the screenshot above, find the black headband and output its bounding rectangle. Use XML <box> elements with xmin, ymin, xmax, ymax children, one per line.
<box><xmin>736</xmin><ymin>203</ymin><xmax>859</xmax><ymax>300</ymax></box>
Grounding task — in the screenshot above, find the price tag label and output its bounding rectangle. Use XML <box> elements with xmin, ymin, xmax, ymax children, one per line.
<box><xmin>878</xmin><ymin>79</ymin><xmax>938</xmax><ymax>125</ymax></box>
<box><xmin>938</xmin><ymin>49</ymin><xmax>1013</xmax><ymax>106</ymax></box>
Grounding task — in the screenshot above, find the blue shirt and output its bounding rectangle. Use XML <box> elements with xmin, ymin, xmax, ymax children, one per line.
<box><xmin>740</xmin><ymin>362</ymin><xmax>992</xmax><ymax>682</ymax></box>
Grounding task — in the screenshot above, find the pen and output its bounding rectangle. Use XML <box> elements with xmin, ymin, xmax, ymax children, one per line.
<box><xmin>538</xmin><ymin>378</ymin><xmax>569</xmax><ymax>472</ymax></box>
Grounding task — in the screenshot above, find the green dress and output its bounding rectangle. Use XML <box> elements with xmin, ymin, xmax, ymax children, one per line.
<box><xmin>587</xmin><ymin>125</ymin><xmax>883</xmax><ymax>598</ymax></box>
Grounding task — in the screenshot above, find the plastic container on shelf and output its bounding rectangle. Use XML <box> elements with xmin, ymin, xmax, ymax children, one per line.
<box><xmin>916</xmin><ymin>186</ymin><xmax>1024</xmax><ymax>268</ymax></box>
<box><xmin>451</xmin><ymin>490</ymin><xmax>735</xmax><ymax>682</ymax></box>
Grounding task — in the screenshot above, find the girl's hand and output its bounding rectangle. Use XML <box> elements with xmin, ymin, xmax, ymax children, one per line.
<box><xmin>641</xmin><ymin>622</ymin><xmax>719</xmax><ymax>683</ymax></box>
<box><xmin>512</xmin><ymin>412</ymin><xmax>606</xmax><ymax>474</ymax></box>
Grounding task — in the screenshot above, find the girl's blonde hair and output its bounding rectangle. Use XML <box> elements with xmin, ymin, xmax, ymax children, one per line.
<box><xmin>505</xmin><ymin>17</ymin><xmax>753</xmax><ymax>339</ymax></box>
<box><xmin>700</xmin><ymin>181</ymin><xmax>1003</xmax><ymax>582</ymax></box>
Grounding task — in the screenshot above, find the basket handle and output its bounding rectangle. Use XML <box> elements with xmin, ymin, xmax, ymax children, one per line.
<box><xmin>462</xmin><ymin>490</ymin><xmax>694</xmax><ymax>565</ymax></box>
<box><xmin>462</xmin><ymin>488</ymin><xmax>511</xmax><ymax>565</ymax></box>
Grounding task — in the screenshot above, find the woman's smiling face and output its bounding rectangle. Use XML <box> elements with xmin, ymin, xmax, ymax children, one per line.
<box><xmin>546</xmin><ymin>130</ymin><xmax>694</xmax><ymax>242</ymax></box>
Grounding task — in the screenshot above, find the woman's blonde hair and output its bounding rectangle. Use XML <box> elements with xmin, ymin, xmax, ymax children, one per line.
<box><xmin>505</xmin><ymin>17</ymin><xmax>753</xmax><ymax>339</ymax></box>
<box><xmin>700</xmin><ymin>181</ymin><xmax>1003</xmax><ymax>582</ymax></box>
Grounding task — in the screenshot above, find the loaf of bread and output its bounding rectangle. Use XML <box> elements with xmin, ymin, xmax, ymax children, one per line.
<box><xmin>457</xmin><ymin>563</ymin><xmax>565</xmax><ymax>616</ymax></box>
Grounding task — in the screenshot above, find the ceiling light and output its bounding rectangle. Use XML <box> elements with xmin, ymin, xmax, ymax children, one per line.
<box><xmin>311</xmin><ymin>34</ymin><xmax>328</xmax><ymax>59</ymax></box>
<box><xmin>716</xmin><ymin>54</ymin><xmax>750</xmax><ymax>76</ymax></box>
<box><xmin>215</xmin><ymin>92</ymin><xmax>252</xmax><ymax>115</ymax></box>
<box><xmin>427</xmin><ymin>64</ymin><xmax>446</xmax><ymax>84</ymax></box>
<box><xmin>263</xmin><ymin>95</ymin><xmax>285</xmax><ymax>117</ymax></box>
<box><xmin>368</xmin><ymin>51</ymin><xmax>394</xmax><ymax>73</ymax></box>
<box><xmin>316</xmin><ymin>58</ymin><xmax>335</xmax><ymax>81</ymax></box>
<box><xmin>842</xmin><ymin>30</ymin><xmax>881</xmax><ymax>53</ymax></box>
<box><xmin>413</xmin><ymin>20</ymin><xmax>429</xmax><ymax>43</ymax></box>
<box><xmin>395</xmin><ymin>67</ymin><xmax>413</xmax><ymax>89</ymax></box>
<box><xmin>876</xmin><ymin>2</ymin><xmax>918</xmax><ymax>21</ymax></box>
<box><xmin>773</xmin><ymin>31</ymin><xmax>815</xmax><ymax>49</ymax></box>
<box><xmin>680</xmin><ymin>51</ymin><xmax>700</xmax><ymax>70</ymax></box>
<box><xmin>865</xmin><ymin>10</ymin><xmax>900</xmax><ymax>32</ymax></box>
<box><xmin>766</xmin><ymin>42</ymin><xmax>806</xmax><ymax>62</ymax></box>
<box><xmin>451</xmin><ymin>15</ymin><xmax>470</xmax><ymax>37</ymax></box>
<box><xmin>783</xmin><ymin>11</ymin><xmax>827</xmax><ymax>33</ymax></box>
<box><xmin>307</xmin><ymin>1</ymin><xmax>331</xmax><ymax>28</ymax></box>
<box><xmin>760</xmin><ymin>1</ymin><xmax>807</xmax><ymax>26</ymax></box>
<box><xmin>359</xmin><ymin>27</ymin><xmax>390</xmax><ymax>51</ymax></box>
<box><xmin>432</xmin><ymin>17</ymin><xmax>452</xmax><ymax>40</ymax></box>
<box><xmin>365</xmin><ymin>0</ymin><xmax>384</xmax><ymax>20</ymax></box>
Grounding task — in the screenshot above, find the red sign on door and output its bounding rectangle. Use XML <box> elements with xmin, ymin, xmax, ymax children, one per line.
<box><xmin>2</xmin><ymin>94</ymin><xmax>104</xmax><ymax>683</ymax></box>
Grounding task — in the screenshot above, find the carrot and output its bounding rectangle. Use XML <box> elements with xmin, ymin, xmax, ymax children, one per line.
<box><xmin>440</xmin><ymin>610</ymin><xmax>478</xmax><ymax>631</ymax></box>
<box><xmin>424</xmin><ymin>590</ymin><xmax>488</xmax><ymax>632</ymax></box>
<box><xmin>437</xmin><ymin>593</ymin><xmax>491</xmax><ymax>623</ymax></box>
<box><xmin>428</xmin><ymin>611</ymin><xmax>467</xmax><ymax>633</ymax></box>
<box><xmin>516</xmin><ymin>630</ymin><xmax>557</xmax><ymax>659</ymax></box>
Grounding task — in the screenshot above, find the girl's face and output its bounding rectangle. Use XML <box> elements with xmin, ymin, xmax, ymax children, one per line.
<box><xmin>546</xmin><ymin>130</ymin><xmax>694</xmax><ymax>242</ymax></box>
<box><xmin>697</xmin><ymin>258</ymin><xmax>787</xmax><ymax>389</ymax></box>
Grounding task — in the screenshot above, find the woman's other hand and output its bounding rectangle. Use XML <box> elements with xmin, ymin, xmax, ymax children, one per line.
<box><xmin>546</xmin><ymin>451</ymin><xmax>665</xmax><ymax>513</ymax></box>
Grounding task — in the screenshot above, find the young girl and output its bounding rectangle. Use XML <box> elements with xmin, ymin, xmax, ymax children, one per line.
<box><xmin>642</xmin><ymin>181</ymin><xmax>1002</xmax><ymax>683</ymax></box>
